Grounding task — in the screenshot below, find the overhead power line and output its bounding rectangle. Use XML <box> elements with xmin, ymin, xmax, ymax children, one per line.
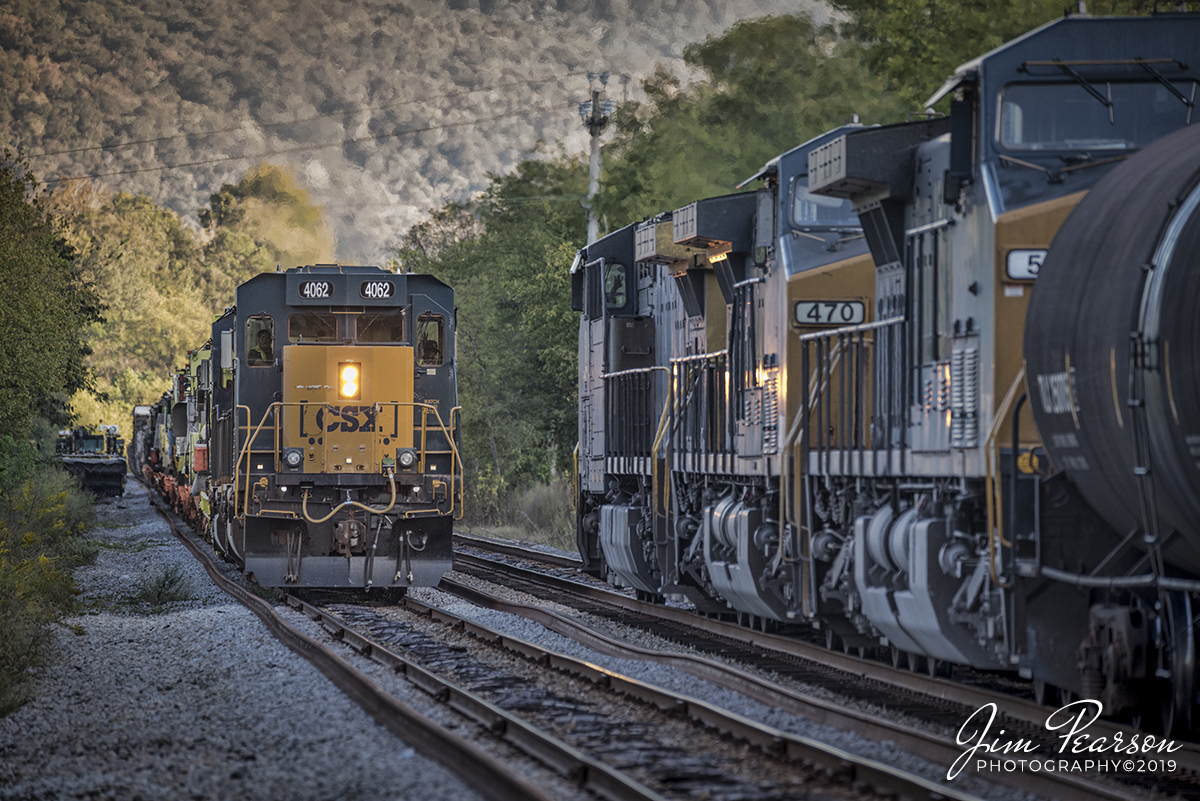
<box><xmin>45</xmin><ymin>102</ymin><xmax>577</xmax><ymax>185</ymax></box>
<box><xmin>28</xmin><ymin>72</ymin><xmax>594</xmax><ymax>160</ymax></box>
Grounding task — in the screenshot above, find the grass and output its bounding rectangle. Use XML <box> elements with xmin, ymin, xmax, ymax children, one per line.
<box><xmin>129</xmin><ymin>563</ymin><xmax>194</xmax><ymax>611</ymax></box>
<box><xmin>463</xmin><ymin>479</ymin><xmax>576</xmax><ymax>553</ymax></box>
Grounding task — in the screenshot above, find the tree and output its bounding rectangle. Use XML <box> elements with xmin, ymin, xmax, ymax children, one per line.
<box><xmin>394</xmin><ymin>154</ymin><xmax>587</xmax><ymax>520</ymax></box>
<box><xmin>200</xmin><ymin>164</ymin><xmax>334</xmax><ymax>272</ymax></box>
<box><xmin>830</xmin><ymin>0</ymin><xmax>1153</xmax><ymax>110</ymax></box>
<box><xmin>0</xmin><ymin>153</ymin><xmax>102</xmax><ymax>446</ymax></box>
<box><xmin>51</xmin><ymin>180</ymin><xmax>211</xmax><ymax>429</ymax></box>
<box><xmin>49</xmin><ymin>164</ymin><xmax>333</xmax><ymax>431</ymax></box>
<box><xmin>598</xmin><ymin>14</ymin><xmax>905</xmax><ymax>227</ymax></box>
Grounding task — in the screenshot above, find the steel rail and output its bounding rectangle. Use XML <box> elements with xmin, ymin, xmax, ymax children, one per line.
<box><xmin>285</xmin><ymin>594</ymin><xmax>668</xmax><ymax>801</ymax></box>
<box><xmin>439</xmin><ymin>575</ymin><xmax>1166</xmax><ymax>801</ymax></box>
<box><xmin>142</xmin><ymin>488</ymin><xmax>557</xmax><ymax>801</ymax></box>
<box><xmin>453</xmin><ymin>532</ymin><xmax>583</xmax><ymax>569</ymax></box>
<box><xmin>450</xmin><ymin>548</ymin><xmax>1200</xmax><ymax>799</ymax></box>
<box><xmin>453</xmin><ymin>548</ymin><xmax>1200</xmax><ymax>760</ymax></box>
<box><xmin>401</xmin><ymin>590</ymin><xmax>985</xmax><ymax>801</ymax></box>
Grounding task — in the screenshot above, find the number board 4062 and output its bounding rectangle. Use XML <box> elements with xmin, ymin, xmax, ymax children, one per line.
<box><xmin>359</xmin><ymin>280</ymin><xmax>395</xmax><ymax>300</ymax></box>
<box><xmin>298</xmin><ymin>280</ymin><xmax>334</xmax><ymax>300</ymax></box>
<box><xmin>794</xmin><ymin>300</ymin><xmax>866</xmax><ymax>327</ymax></box>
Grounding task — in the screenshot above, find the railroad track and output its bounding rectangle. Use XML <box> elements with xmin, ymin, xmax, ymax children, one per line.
<box><xmin>142</xmin><ymin>490</ymin><xmax>559</xmax><ymax>801</ymax></box>
<box><xmin>312</xmin><ymin>593</ymin><xmax>985</xmax><ymax>801</ymax></box>
<box><xmin>450</xmin><ymin>534</ymin><xmax>1200</xmax><ymax>801</ymax></box>
<box><xmin>145</xmin><ymin>491</ymin><xmax>988</xmax><ymax>801</ymax></box>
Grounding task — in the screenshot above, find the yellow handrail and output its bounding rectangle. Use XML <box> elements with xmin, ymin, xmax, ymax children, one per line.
<box><xmin>644</xmin><ymin>366</ymin><xmax>672</xmax><ymax>521</ymax></box>
<box><xmin>984</xmin><ymin>365</ymin><xmax>1027</xmax><ymax>590</ymax></box>
<box><xmin>234</xmin><ymin>400</ymin><xmax>464</xmax><ymax>521</ymax></box>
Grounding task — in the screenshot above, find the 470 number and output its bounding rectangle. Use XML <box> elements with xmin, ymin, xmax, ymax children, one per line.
<box><xmin>794</xmin><ymin>300</ymin><xmax>866</xmax><ymax>326</ymax></box>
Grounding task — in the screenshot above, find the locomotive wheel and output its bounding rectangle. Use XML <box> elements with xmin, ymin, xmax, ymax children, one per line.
<box><xmin>1157</xmin><ymin>592</ymin><xmax>1196</xmax><ymax>737</ymax></box>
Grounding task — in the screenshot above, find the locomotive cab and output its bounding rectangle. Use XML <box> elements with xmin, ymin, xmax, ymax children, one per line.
<box><xmin>203</xmin><ymin>265</ymin><xmax>461</xmax><ymax>589</ymax></box>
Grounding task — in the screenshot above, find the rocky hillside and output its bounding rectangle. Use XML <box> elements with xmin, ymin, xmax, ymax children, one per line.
<box><xmin>2</xmin><ymin>0</ymin><xmax>825</xmax><ymax>262</ymax></box>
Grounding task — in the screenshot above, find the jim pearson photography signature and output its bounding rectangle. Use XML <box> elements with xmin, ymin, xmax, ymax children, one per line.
<box><xmin>948</xmin><ymin>700</ymin><xmax>1183</xmax><ymax>780</ymax></box>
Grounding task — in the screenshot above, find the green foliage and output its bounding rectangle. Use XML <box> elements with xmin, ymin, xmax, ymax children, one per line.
<box><xmin>395</xmin><ymin>152</ymin><xmax>586</xmax><ymax>523</ymax></box>
<box><xmin>598</xmin><ymin>14</ymin><xmax>906</xmax><ymax>227</ymax></box>
<box><xmin>830</xmin><ymin>0</ymin><xmax>1153</xmax><ymax>110</ymax></box>
<box><xmin>49</xmin><ymin>163</ymin><xmax>332</xmax><ymax>435</ymax></box>
<box><xmin>0</xmin><ymin>465</ymin><xmax>98</xmax><ymax>716</ymax></box>
<box><xmin>200</xmin><ymin>164</ymin><xmax>334</xmax><ymax>271</ymax></box>
<box><xmin>0</xmin><ymin>153</ymin><xmax>103</xmax><ymax>441</ymax></box>
<box><xmin>51</xmin><ymin>181</ymin><xmax>210</xmax><ymax>431</ymax></box>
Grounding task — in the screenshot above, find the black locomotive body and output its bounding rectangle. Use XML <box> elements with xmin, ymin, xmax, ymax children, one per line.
<box><xmin>139</xmin><ymin>265</ymin><xmax>461</xmax><ymax>591</ymax></box>
<box><xmin>575</xmin><ymin>13</ymin><xmax>1200</xmax><ymax>733</ymax></box>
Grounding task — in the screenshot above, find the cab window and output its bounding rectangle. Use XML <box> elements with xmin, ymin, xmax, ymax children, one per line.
<box><xmin>246</xmin><ymin>316</ymin><xmax>275</xmax><ymax>366</ymax></box>
<box><xmin>356</xmin><ymin>311</ymin><xmax>405</xmax><ymax>343</ymax></box>
<box><xmin>604</xmin><ymin>262</ymin><xmax>627</xmax><ymax>311</ymax></box>
<box><xmin>415</xmin><ymin>314</ymin><xmax>444</xmax><ymax>366</ymax></box>
<box><xmin>288</xmin><ymin>313</ymin><xmax>337</xmax><ymax>343</ymax></box>
<box><xmin>791</xmin><ymin>176</ymin><xmax>859</xmax><ymax>228</ymax></box>
<box><xmin>998</xmin><ymin>81</ymin><xmax>1198</xmax><ymax>151</ymax></box>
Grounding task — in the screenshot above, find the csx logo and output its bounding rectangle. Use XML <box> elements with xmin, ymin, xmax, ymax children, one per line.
<box><xmin>300</xmin><ymin>406</ymin><xmax>379</xmax><ymax>435</ymax></box>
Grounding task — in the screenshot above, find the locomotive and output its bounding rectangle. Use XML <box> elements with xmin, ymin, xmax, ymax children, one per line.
<box><xmin>135</xmin><ymin>264</ymin><xmax>461</xmax><ymax>591</ymax></box>
<box><xmin>573</xmin><ymin>12</ymin><xmax>1200</xmax><ymax>734</ymax></box>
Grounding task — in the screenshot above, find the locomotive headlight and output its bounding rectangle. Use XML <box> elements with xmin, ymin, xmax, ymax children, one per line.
<box><xmin>338</xmin><ymin>362</ymin><xmax>361</xmax><ymax>399</ymax></box>
<box><xmin>283</xmin><ymin>448</ymin><xmax>303</xmax><ymax>468</ymax></box>
<box><xmin>396</xmin><ymin>448</ymin><xmax>417</xmax><ymax>469</ymax></box>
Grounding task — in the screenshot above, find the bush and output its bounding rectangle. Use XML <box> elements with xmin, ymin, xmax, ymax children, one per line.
<box><xmin>461</xmin><ymin>476</ymin><xmax>576</xmax><ymax>552</ymax></box>
<box><xmin>0</xmin><ymin>542</ymin><xmax>72</xmax><ymax>716</ymax></box>
<box><xmin>1</xmin><ymin>466</ymin><xmax>98</xmax><ymax>558</ymax></box>
<box><xmin>0</xmin><ymin>464</ymin><xmax>98</xmax><ymax>716</ymax></box>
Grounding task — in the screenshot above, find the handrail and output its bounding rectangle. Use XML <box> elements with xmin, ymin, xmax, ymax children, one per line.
<box><xmin>797</xmin><ymin>315</ymin><xmax>904</xmax><ymax>343</ymax></box>
<box><xmin>235</xmin><ymin>400</ymin><xmax>464</xmax><ymax>522</ymax></box>
<box><xmin>668</xmin><ymin>348</ymin><xmax>728</xmax><ymax>366</ymax></box>
<box><xmin>649</xmin><ymin>370</ymin><xmax>674</xmax><ymax>520</ymax></box>
<box><xmin>984</xmin><ymin>366</ymin><xmax>1027</xmax><ymax>590</ymax></box>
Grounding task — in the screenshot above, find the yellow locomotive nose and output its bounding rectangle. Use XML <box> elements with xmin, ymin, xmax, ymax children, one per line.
<box><xmin>338</xmin><ymin>362</ymin><xmax>361</xmax><ymax>399</ymax></box>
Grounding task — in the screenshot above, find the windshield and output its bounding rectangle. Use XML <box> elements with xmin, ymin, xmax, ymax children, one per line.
<box><xmin>792</xmin><ymin>177</ymin><xmax>859</xmax><ymax>228</ymax></box>
<box><xmin>356</xmin><ymin>311</ymin><xmax>405</xmax><ymax>343</ymax></box>
<box><xmin>998</xmin><ymin>81</ymin><xmax>1197</xmax><ymax>152</ymax></box>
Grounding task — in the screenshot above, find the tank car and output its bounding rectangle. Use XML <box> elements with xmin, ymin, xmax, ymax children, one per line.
<box><xmin>576</xmin><ymin>11</ymin><xmax>1200</xmax><ymax>734</ymax></box>
<box><xmin>142</xmin><ymin>264</ymin><xmax>461</xmax><ymax>591</ymax></box>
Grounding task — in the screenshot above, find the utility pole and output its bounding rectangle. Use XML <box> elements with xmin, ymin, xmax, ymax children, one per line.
<box><xmin>578</xmin><ymin>72</ymin><xmax>615</xmax><ymax>245</ymax></box>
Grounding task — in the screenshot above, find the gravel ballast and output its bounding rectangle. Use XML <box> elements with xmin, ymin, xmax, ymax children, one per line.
<box><xmin>0</xmin><ymin>483</ymin><xmax>480</xmax><ymax>801</ymax></box>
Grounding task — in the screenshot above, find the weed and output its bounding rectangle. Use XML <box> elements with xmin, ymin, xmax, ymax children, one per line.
<box><xmin>130</xmin><ymin>563</ymin><xmax>193</xmax><ymax>610</ymax></box>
